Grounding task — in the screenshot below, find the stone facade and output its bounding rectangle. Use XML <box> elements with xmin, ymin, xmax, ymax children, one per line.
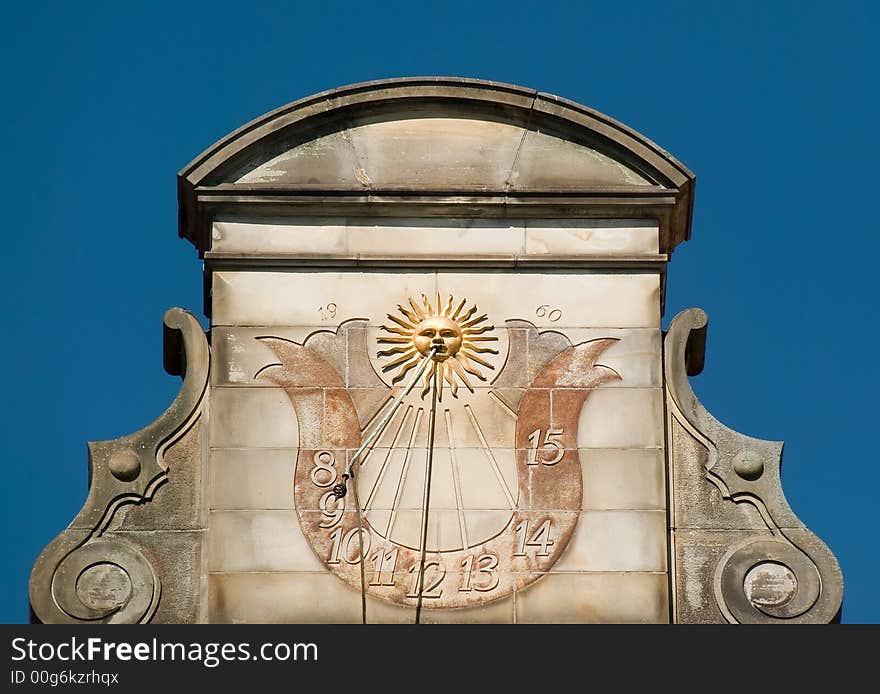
<box><xmin>29</xmin><ymin>78</ymin><xmax>842</xmax><ymax>623</ymax></box>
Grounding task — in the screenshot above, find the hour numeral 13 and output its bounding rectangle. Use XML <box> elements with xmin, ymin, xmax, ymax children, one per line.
<box><xmin>459</xmin><ymin>553</ymin><xmax>499</xmax><ymax>592</ymax></box>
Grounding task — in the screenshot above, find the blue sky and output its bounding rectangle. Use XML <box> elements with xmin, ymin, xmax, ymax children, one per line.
<box><xmin>1</xmin><ymin>1</ymin><xmax>876</xmax><ymax>623</ymax></box>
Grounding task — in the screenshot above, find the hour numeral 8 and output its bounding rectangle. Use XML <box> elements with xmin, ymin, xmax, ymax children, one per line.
<box><xmin>310</xmin><ymin>450</ymin><xmax>337</xmax><ymax>487</ymax></box>
<box><xmin>526</xmin><ymin>428</ymin><xmax>565</xmax><ymax>466</ymax></box>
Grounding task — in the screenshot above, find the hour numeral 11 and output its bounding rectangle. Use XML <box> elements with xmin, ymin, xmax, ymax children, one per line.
<box><xmin>369</xmin><ymin>548</ymin><xmax>398</xmax><ymax>586</ymax></box>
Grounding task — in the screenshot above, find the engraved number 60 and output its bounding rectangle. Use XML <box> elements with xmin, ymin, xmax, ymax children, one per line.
<box><xmin>536</xmin><ymin>305</ymin><xmax>562</xmax><ymax>322</ymax></box>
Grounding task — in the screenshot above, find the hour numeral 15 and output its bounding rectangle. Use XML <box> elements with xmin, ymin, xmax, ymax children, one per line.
<box><xmin>526</xmin><ymin>428</ymin><xmax>564</xmax><ymax>466</ymax></box>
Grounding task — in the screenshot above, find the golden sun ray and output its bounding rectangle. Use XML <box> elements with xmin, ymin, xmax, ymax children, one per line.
<box><xmin>408</xmin><ymin>297</ymin><xmax>426</xmax><ymax>320</ymax></box>
<box><xmin>459</xmin><ymin>350</ymin><xmax>494</xmax><ymax>369</ymax></box>
<box><xmin>378</xmin><ymin>294</ymin><xmax>499</xmax><ymax>399</ymax></box>
<box><xmin>450</xmin><ymin>297</ymin><xmax>467</xmax><ymax>321</ymax></box>
<box><xmin>377</xmin><ymin>345</ymin><xmax>415</xmax><ymax>357</ymax></box>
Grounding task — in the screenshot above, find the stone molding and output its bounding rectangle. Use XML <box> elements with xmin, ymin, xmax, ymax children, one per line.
<box><xmin>178</xmin><ymin>77</ymin><xmax>694</xmax><ymax>258</ymax></box>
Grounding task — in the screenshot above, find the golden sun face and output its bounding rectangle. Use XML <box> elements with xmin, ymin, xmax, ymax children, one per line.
<box><xmin>378</xmin><ymin>294</ymin><xmax>499</xmax><ymax>399</ymax></box>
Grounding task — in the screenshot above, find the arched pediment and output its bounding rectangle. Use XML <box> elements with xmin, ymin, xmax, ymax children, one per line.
<box><xmin>178</xmin><ymin>78</ymin><xmax>694</xmax><ymax>254</ymax></box>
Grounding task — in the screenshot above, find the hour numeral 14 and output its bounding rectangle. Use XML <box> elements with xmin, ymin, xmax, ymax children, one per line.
<box><xmin>514</xmin><ymin>520</ymin><xmax>555</xmax><ymax>556</ymax></box>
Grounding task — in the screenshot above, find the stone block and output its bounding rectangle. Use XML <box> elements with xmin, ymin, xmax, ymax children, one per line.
<box><xmin>551</xmin><ymin>510</ymin><xmax>667</xmax><ymax>572</ymax></box>
<box><xmin>580</xmin><ymin>448</ymin><xmax>665</xmax><ymax>510</ymax></box>
<box><xmin>209</xmin><ymin>448</ymin><xmax>296</xmax><ymax>510</ymax></box>
<box><xmin>576</xmin><ymin>387</ymin><xmax>663</xmax><ymax>448</ymax></box>
<box><xmin>209</xmin><ymin>387</ymin><xmax>299</xmax><ymax>449</ymax></box>
<box><xmin>207</xmin><ymin>510</ymin><xmax>322</xmax><ymax>572</ymax></box>
<box><xmin>515</xmin><ymin>572</ymin><xmax>668</xmax><ymax>623</ymax></box>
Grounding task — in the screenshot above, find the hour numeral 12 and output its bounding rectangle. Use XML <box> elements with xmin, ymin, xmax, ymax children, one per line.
<box><xmin>406</xmin><ymin>561</ymin><xmax>445</xmax><ymax>598</ymax></box>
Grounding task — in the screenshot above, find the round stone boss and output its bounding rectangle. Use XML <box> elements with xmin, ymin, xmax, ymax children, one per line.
<box><xmin>76</xmin><ymin>563</ymin><xmax>133</xmax><ymax>611</ymax></box>
<box><xmin>715</xmin><ymin>537</ymin><xmax>821</xmax><ymax>623</ymax></box>
<box><xmin>52</xmin><ymin>538</ymin><xmax>160</xmax><ymax>623</ymax></box>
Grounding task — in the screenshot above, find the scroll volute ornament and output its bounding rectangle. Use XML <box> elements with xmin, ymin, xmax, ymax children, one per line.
<box><xmin>665</xmin><ymin>308</ymin><xmax>843</xmax><ymax>623</ymax></box>
<box><xmin>29</xmin><ymin>308</ymin><xmax>209</xmax><ymax>624</ymax></box>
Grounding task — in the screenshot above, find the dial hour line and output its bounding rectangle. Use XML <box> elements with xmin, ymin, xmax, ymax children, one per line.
<box><xmin>358</xmin><ymin>396</ymin><xmax>406</xmax><ymax>468</ymax></box>
<box><xmin>488</xmin><ymin>391</ymin><xmax>518</xmax><ymax>421</ymax></box>
<box><xmin>360</xmin><ymin>393</ymin><xmax>394</xmax><ymax>435</ymax></box>
<box><xmin>445</xmin><ymin>409</ymin><xmax>469</xmax><ymax>550</ymax></box>
<box><xmin>385</xmin><ymin>408</ymin><xmax>424</xmax><ymax>539</ymax></box>
<box><xmin>363</xmin><ymin>405</ymin><xmax>413</xmax><ymax>514</ymax></box>
<box><xmin>464</xmin><ymin>404</ymin><xmax>517</xmax><ymax>510</ymax></box>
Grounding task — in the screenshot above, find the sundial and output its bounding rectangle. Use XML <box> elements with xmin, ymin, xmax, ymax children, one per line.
<box><xmin>255</xmin><ymin>289</ymin><xmax>621</xmax><ymax>612</ymax></box>
<box><xmin>29</xmin><ymin>78</ymin><xmax>842</xmax><ymax>624</ymax></box>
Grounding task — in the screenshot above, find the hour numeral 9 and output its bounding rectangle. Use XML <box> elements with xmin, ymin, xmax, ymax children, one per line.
<box><xmin>318</xmin><ymin>491</ymin><xmax>345</xmax><ymax>528</ymax></box>
<box><xmin>459</xmin><ymin>553</ymin><xmax>499</xmax><ymax>592</ymax></box>
<box><xmin>526</xmin><ymin>428</ymin><xmax>565</xmax><ymax>466</ymax></box>
<box><xmin>514</xmin><ymin>520</ymin><xmax>555</xmax><ymax>557</ymax></box>
<box><xmin>318</xmin><ymin>303</ymin><xmax>337</xmax><ymax>320</ymax></box>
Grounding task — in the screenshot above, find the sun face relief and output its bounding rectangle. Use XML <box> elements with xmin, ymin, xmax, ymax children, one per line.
<box><xmin>413</xmin><ymin>316</ymin><xmax>462</xmax><ymax>361</ymax></box>
<box><xmin>378</xmin><ymin>294</ymin><xmax>498</xmax><ymax>399</ymax></box>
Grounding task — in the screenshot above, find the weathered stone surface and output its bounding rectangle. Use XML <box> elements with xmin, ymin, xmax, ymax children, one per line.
<box><xmin>670</xmin><ymin>415</ymin><xmax>767</xmax><ymax>530</ymax></box>
<box><xmin>515</xmin><ymin>573</ymin><xmax>668</xmax><ymax>624</ymax></box>
<box><xmin>209</xmin><ymin>448</ymin><xmax>296</xmax><ymax>510</ymax></box>
<box><xmin>209</xmin><ymin>387</ymin><xmax>298</xmax><ymax>448</ymax></box>
<box><xmin>580</xmin><ymin>448</ymin><xmax>665</xmax><ymax>510</ymax></box>
<box><xmin>577</xmin><ymin>387</ymin><xmax>664</xmax><ymax>448</ymax></box>
<box><xmin>208</xmin><ymin>510</ymin><xmax>322</xmax><ymax>572</ymax></box>
<box><xmin>111</xmin><ymin>423</ymin><xmax>204</xmax><ymax>531</ymax></box>
<box><xmin>108</xmin><ymin>530</ymin><xmax>203</xmax><ymax>624</ymax></box>
<box><xmin>673</xmin><ymin>530</ymin><xmax>765</xmax><ymax>624</ymax></box>
<box><xmin>209</xmin><ymin>572</ymin><xmax>515</xmax><ymax>623</ymax></box>
<box><xmin>551</xmin><ymin>510</ymin><xmax>667</xmax><ymax>572</ymax></box>
<box><xmin>211</xmin><ymin>217</ymin><xmax>661</xmax><ymax>259</ymax></box>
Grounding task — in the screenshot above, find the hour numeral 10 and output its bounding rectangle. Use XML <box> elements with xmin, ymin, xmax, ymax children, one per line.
<box><xmin>327</xmin><ymin>527</ymin><xmax>371</xmax><ymax>565</ymax></box>
<box><xmin>514</xmin><ymin>520</ymin><xmax>555</xmax><ymax>556</ymax></box>
<box><xmin>459</xmin><ymin>553</ymin><xmax>499</xmax><ymax>592</ymax></box>
<box><xmin>526</xmin><ymin>428</ymin><xmax>565</xmax><ymax>466</ymax></box>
